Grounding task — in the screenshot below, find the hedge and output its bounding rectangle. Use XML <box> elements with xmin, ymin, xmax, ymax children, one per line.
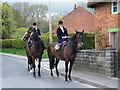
<box><xmin>0</xmin><ymin>39</ymin><xmax>14</xmax><ymax>48</ymax></box>
<box><xmin>41</xmin><ymin>32</ymin><xmax>95</xmax><ymax>49</ymax></box>
<box><xmin>12</xmin><ymin>38</ymin><xmax>25</xmax><ymax>49</ymax></box>
<box><xmin>1</xmin><ymin>32</ymin><xmax>95</xmax><ymax>49</ymax></box>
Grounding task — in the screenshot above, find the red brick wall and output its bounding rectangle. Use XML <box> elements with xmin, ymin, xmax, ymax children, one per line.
<box><xmin>53</xmin><ymin>7</ymin><xmax>95</xmax><ymax>34</ymax></box>
<box><xmin>94</xmin><ymin>2</ymin><xmax>120</xmax><ymax>50</ymax></box>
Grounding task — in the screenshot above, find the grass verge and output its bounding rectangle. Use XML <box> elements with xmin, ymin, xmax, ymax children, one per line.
<box><xmin>0</xmin><ymin>48</ymin><xmax>48</xmax><ymax>58</ymax></box>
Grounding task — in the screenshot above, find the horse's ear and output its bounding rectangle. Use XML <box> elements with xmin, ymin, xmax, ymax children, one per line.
<box><xmin>82</xmin><ymin>30</ymin><xmax>84</xmax><ymax>33</ymax></box>
<box><xmin>76</xmin><ymin>30</ymin><xmax>78</xmax><ymax>33</ymax></box>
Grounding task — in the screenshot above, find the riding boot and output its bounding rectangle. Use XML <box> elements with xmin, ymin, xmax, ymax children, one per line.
<box><xmin>40</xmin><ymin>41</ymin><xmax>46</xmax><ymax>50</ymax></box>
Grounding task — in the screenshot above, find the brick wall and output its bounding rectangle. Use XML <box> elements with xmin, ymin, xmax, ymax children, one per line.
<box><xmin>94</xmin><ymin>2</ymin><xmax>120</xmax><ymax>50</ymax></box>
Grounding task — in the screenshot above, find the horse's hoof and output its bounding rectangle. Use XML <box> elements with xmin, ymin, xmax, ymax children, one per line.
<box><xmin>69</xmin><ymin>78</ymin><xmax>72</xmax><ymax>81</ymax></box>
<box><xmin>38</xmin><ymin>74</ymin><xmax>41</xmax><ymax>77</ymax></box>
<box><xmin>65</xmin><ymin>79</ymin><xmax>68</xmax><ymax>81</ymax></box>
<box><xmin>33</xmin><ymin>76</ymin><xmax>36</xmax><ymax>78</ymax></box>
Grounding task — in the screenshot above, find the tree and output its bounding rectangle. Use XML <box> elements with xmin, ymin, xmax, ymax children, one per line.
<box><xmin>39</xmin><ymin>20</ymin><xmax>49</xmax><ymax>34</ymax></box>
<box><xmin>10</xmin><ymin>2</ymin><xmax>30</xmax><ymax>27</ymax></box>
<box><xmin>2</xmin><ymin>3</ymin><xmax>16</xmax><ymax>39</ymax></box>
<box><xmin>12</xmin><ymin>8</ymin><xmax>24</xmax><ymax>28</ymax></box>
<box><xmin>29</xmin><ymin>4</ymin><xmax>48</xmax><ymax>23</ymax></box>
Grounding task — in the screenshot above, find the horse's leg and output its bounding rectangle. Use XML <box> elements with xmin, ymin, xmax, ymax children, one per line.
<box><xmin>65</xmin><ymin>61</ymin><xmax>69</xmax><ymax>81</ymax></box>
<box><xmin>32</xmin><ymin>57</ymin><xmax>36</xmax><ymax>77</ymax></box>
<box><xmin>68</xmin><ymin>60</ymin><xmax>75</xmax><ymax>81</ymax></box>
<box><xmin>28</xmin><ymin>56</ymin><xmax>32</xmax><ymax>71</ymax></box>
<box><xmin>38</xmin><ymin>57</ymin><xmax>42</xmax><ymax>77</ymax></box>
<box><xmin>49</xmin><ymin>56</ymin><xmax>54</xmax><ymax>77</ymax></box>
<box><xmin>55</xmin><ymin>58</ymin><xmax>59</xmax><ymax>77</ymax></box>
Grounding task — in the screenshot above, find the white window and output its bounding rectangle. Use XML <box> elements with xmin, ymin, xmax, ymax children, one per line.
<box><xmin>111</xmin><ymin>1</ymin><xmax>120</xmax><ymax>14</ymax></box>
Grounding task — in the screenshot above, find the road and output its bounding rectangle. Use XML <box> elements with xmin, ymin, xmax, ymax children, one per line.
<box><xmin>1</xmin><ymin>55</ymin><xmax>97</xmax><ymax>88</ymax></box>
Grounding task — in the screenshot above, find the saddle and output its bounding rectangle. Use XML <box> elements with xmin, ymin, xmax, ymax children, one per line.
<box><xmin>55</xmin><ymin>41</ymin><xmax>67</xmax><ymax>51</ymax></box>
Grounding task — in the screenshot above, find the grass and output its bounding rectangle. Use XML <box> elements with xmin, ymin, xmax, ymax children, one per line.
<box><xmin>0</xmin><ymin>48</ymin><xmax>48</xmax><ymax>58</ymax></box>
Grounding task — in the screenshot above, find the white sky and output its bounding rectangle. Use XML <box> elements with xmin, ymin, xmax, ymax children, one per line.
<box><xmin>1</xmin><ymin>0</ymin><xmax>88</xmax><ymax>3</ymax></box>
<box><xmin>1</xmin><ymin>0</ymin><xmax>89</xmax><ymax>14</ymax></box>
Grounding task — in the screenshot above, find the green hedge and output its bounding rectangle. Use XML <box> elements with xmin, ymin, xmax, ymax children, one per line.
<box><xmin>0</xmin><ymin>39</ymin><xmax>14</xmax><ymax>48</ymax></box>
<box><xmin>13</xmin><ymin>27</ymin><xmax>28</xmax><ymax>38</ymax></box>
<box><xmin>1</xmin><ymin>38</ymin><xmax>24</xmax><ymax>49</ymax></box>
<box><xmin>1</xmin><ymin>32</ymin><xmax>95</xmax><ymax>49</ymax></box>
<box><xmin>83</xmin><ymin>33</ymin><xmax>95</xmax><ymax>49</ymax></box>
<box><xmin>12</xmin><ymin>38</ymin><xmax>25</xmax><ymax>49</ymax></box>
<box><xmin>41</xmin><ymin>32</ymin><xmax>95</xmax><ymax>49</ymax></box>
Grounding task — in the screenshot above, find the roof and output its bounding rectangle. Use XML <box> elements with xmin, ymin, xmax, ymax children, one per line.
<box><xmin>87</xmin><ymin>0</ymin><xmax>118</xmax><ymax>8</ymax></box>
<box><xmin>52</xmin><ymin>6</ymin><xmax>95</xmax><ymax>33</ymax></box>
<box><xmin>62</xmin><ymin>6</ymin><xmax>94</xmax><ymax>19</ymax></box>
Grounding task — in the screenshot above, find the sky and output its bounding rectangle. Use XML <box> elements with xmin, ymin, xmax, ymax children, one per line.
<box><xmin>1</xmin><ymin>0</ymin><xmax>89</xmax><ymax>14</ymax></box>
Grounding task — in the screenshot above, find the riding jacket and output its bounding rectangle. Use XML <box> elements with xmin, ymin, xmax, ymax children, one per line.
<box><xmin>56</xmin><ymin>26</ymin><xmax>68</xmax><ymax>43</ymax></box>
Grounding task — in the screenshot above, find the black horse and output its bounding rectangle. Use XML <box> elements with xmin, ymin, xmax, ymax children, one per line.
<box><xmin>22</xmin><ymin>28</ymin><xmax>44</xmax><ymax>77</ymax></box>
<box><xmin>47</xmin><ymin>30</ymin><xmax>84</xmax><ymax>81</ymax></box>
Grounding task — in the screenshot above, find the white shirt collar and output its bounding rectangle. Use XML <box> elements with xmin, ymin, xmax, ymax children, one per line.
<box><xmin>60</xmin><ymin>26</ymin><xmax>64</xmax><ymax>33</ymax></box>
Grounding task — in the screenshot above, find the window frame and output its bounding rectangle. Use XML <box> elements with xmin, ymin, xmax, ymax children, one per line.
<box><xmin>111</xmin><ymin>1</ymin><xmax>120</xmax><ymax>14</ymax></box>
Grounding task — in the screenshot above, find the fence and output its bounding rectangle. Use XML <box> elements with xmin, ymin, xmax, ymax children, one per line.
<box><xmin>74</xmin><ymin>47</ymin><xmax>117</xmax><ymax>77</ymax></box>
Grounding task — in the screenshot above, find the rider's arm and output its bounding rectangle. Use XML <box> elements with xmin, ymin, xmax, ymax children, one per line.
<box><xmin>64</xmin><ymin>28</ymin><xmax>68</xmax><ymax>36</ymax></box>
<box><xmin>57</xmin><ymin>29</ymin><xmax>62</xmax><ymax>39</ymax></box>
<box><xmin>37</xmin><ymin>29</ymin><xmax>41</xmax><ymax>36</ymax></box>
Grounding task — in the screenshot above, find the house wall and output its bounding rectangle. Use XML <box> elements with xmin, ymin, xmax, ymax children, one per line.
<box><xmin>52</xmin><ymin>7</ymin><xmax>95</xmax><ymax>34</ymax></box>
<box><xmin>94</xmin><ymin>2</ymin><xmax>120</xmax><ymax>50</ymax></box>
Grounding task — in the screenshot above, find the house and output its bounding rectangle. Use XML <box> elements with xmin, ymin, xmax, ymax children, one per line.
<box><xmin>52</xmin><ymin>5</ymin><xmax>95</xmax><ymax>34</ymax></box>
<box><xmin>87</xmin><ymin>1</ymin><xmax>120</xmax><ymax>50</ymax></box>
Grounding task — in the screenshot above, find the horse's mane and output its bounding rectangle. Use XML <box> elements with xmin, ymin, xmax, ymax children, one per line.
<box><xmin>71</xmin><ymin>33</ymin><xmax>76</xmax><ymax>44</ymax></box>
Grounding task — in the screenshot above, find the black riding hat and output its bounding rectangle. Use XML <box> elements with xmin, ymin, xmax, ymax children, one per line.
<box><xmin>58</xmin><ymin>21</ymin><xmax>63</xmax><ymax>25</ymax></box>
<box><xmin>33</xmin><ymin>23</ymin><xmax>37</xmax><ymax>26</ymax></box>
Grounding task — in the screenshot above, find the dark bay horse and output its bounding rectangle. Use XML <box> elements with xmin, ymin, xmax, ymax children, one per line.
<box><xmin>47</xmin><ymin>30</ymin><xmax>84</xmax><ymax>81</ymax></box>
<box><xmin>22</xmin><ymin>28</ymin><xmax>44</xmax><ymax>77</ymax></box>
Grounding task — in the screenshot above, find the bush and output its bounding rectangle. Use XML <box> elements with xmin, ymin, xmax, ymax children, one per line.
<box><xmin>13</xmin><ymin>27</ymin><xmax>28</xmax><ymax>38</ymax></box>
<box><xmin>83</xmin><ymin>33</ymin><xmax>95</xmax><ymax>49</ymax></box>
<box><xmin>0</xmin><ymin>39</ymin><xmax>14</xmax><ymax>48</ymax></box>
<box><xmin>12</xmin><ymin>38</ymin><xmax>24</xmax><ymax>49</ymax></box>
<box><xmin>41</xmin><ymin>32</ymin><xmax>94</xmax><ymax>49</ymax></box>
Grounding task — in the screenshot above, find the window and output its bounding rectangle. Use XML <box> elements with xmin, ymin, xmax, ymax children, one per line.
<box><xmin>111</xmin><ymin>1</ymin><xmax>120</xmax><ymax>14</ymax></box>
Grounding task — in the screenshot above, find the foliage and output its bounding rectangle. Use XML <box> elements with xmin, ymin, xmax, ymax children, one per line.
<box><xmin>0</xmin><ymin>48</ymin><xmax>26</xmax><ymax>56</ymax></box>
<box><xmin>83</xmin><ymin>33</ymin><xmax>95</xmax><ymax>49</ymax></box>
<box><xmin>94</xmin><ymin>27</ymin><xmax>108</xmax><ymax>50</ymax></box>
<box><xmin>41</xmin><ymin>32</ymin><xmax>95</xmax><ymax>49</ymax></box>
<box><xmin>12</xmin><ymin>38</ymin><xmax>24</xmax><ymax>49</ymax></box>
<box><xmin>11</xmin><ymin>2</ymin><xmax>48</xmax><ymax>29</ymax></box>
<box><xmin>0</xmin><ymin>39</ymin><xmax>14</xmax><ymax>48</ymax></box>
<box><xmin>40</xmin><ymin>20</ymin><xmax>49</xmax><ymax>34</ymax></box>
<box><xmin>13</xmin><ymin>27</ymin><xmax>28</xmax><ymax>38</ymax></box>
<box><xmin>1</xmin><ymin>2</ymin><xmax>16</xmax><ymax>39</ymax></box>
<box><xmin>12</xmin><ymin>8</ymin><xmax>25</xmax><ymax>28</ymax></box>
<box><xmin>29</xmin><ymin>4</ymin><xmax>48</xmax><ymax>23</ymax></box>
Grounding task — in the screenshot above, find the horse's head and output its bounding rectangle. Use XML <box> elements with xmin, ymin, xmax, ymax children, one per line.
<box><xmin>21</xmin><ymin>27</ymin><xmax>37</xmax><ymax>42</ymax></box>
<box><xmin>27</xmin><ymin>28</ymin><xmax>39</xmax><ymax>42</ymax></box>
<box><xmin>72</xmin><ymin>30</ymin><xmax>84</xmax><ymax>49</ymax></box>
<box><xmin>21</xmin><ymin>32</ymin><xmax>30</xmax><ymax>41</ymax></box>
